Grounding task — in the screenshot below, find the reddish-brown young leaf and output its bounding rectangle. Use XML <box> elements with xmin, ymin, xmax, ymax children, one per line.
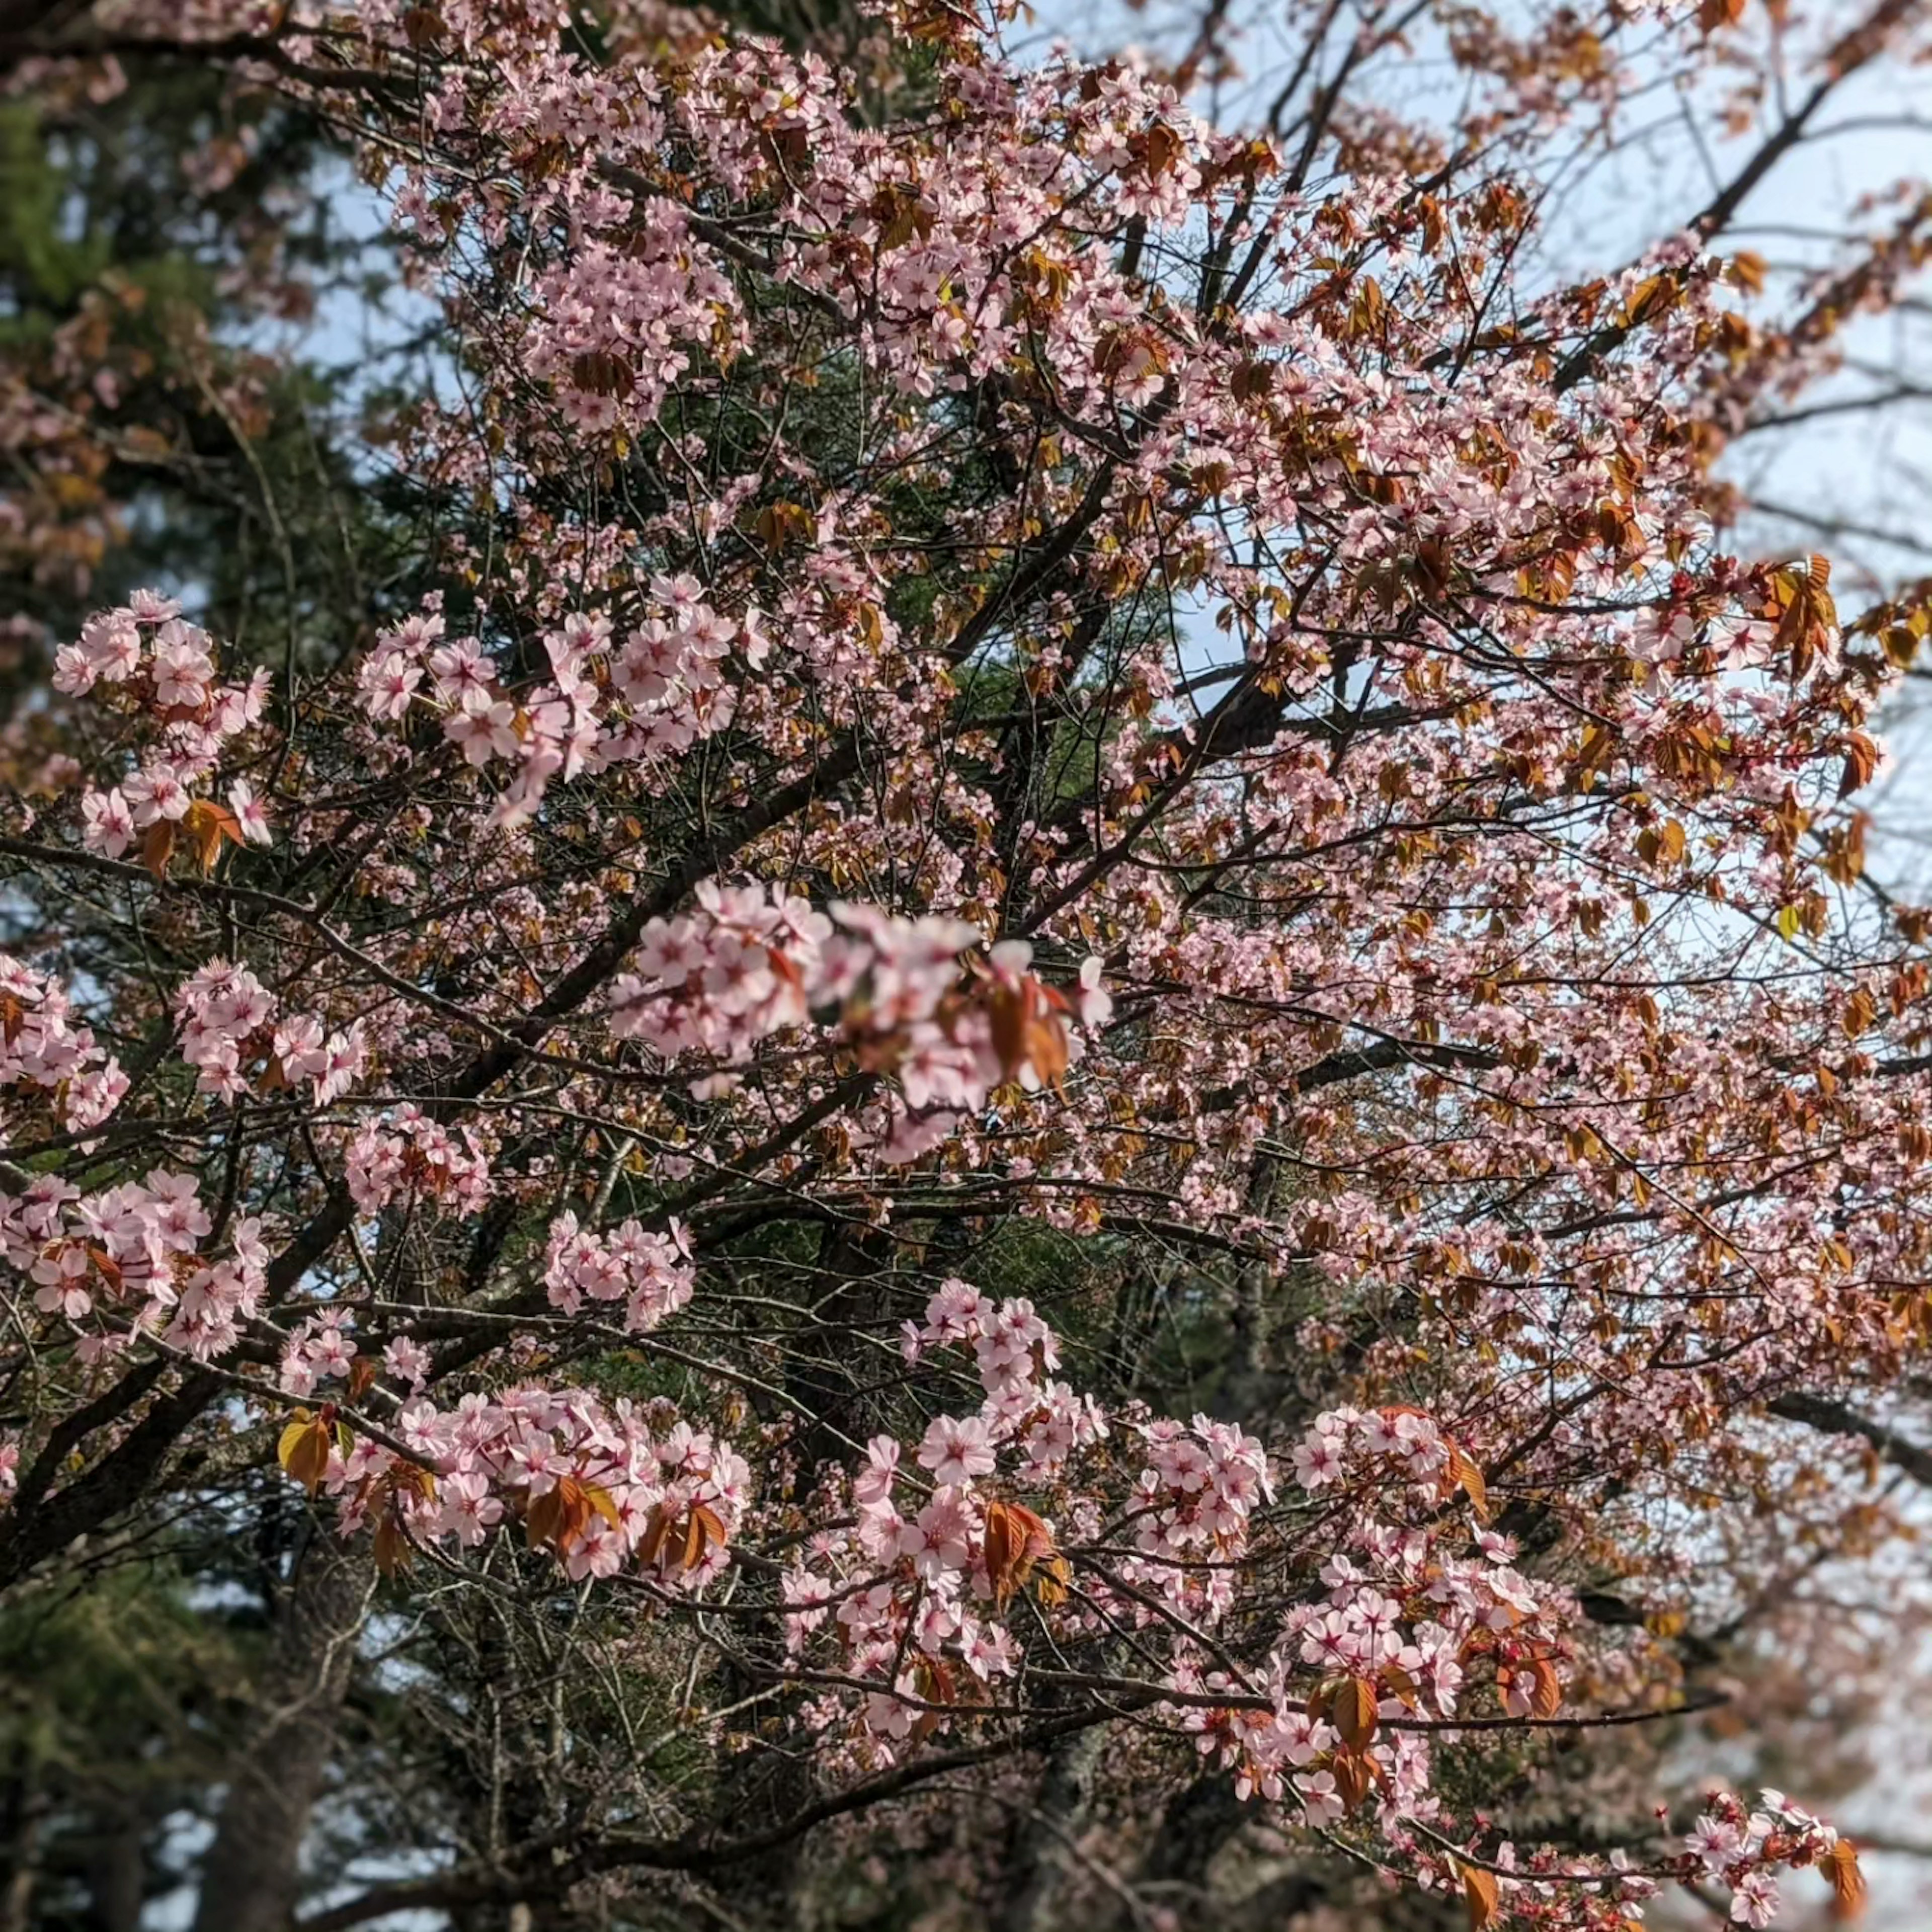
<box><xmin>571</xmin><ymin>350</ymin><xmax>634</xmax><ymax>396</ymax></box>
<box><xmin>984</xmin><ymin>1498</ymin><xmax>1056</xmax><ymax>1609</ymax></box>
<box><xmin>526</xmin><ymin>1475</ymin><xmax>607</xmax><ymax>1556</ymax></box>
<box><xmin>1382</xmin><ymin>1661</ymin><xmax>1422</xmax><ymax>1712</ymax></box>
<box><xmin>1025</xmin><ymin>1011</ymin><xmax>1071</xmax><ymax>1092</ymax></box>
<box><xmin>1331</xmin><ymin>1750</ymin><xmax>1376</xmax><ymax>1812</ymax></box>
<box><xmin>681</xmin><ymin>1501</ymin><xmax>727</xmax><ymax>1569</ymax></box>
<box><xmin>1462</xmin><ymin>1863</ymin><xmax>1500</xmax><ymax>1931</ymax></box>
<box><xmin>551</xmin><ymin>1476</ymin><xmax>598</xmax><ymax>1553</ymax></box>
<box><xmin>141</xmin><ymin>820</ymin><xmax>177</xmax><ymax>881</ymax></box>
<box><xmin>1446</xmin><ymin>1442</ymin><xmax>1491</xmax><ymax>1521</ymax></box>
<box><xmin>1528</xmin><ymin>1655</ymin><xmax>1563</xmax><ymax>1720</ymax></box>
<box><xmin>1826</xmin><ymin>1840</ymin><xmax>1868</xmax><ymax>1920</ymax></box>
<box><xmin>1333</xmin><ymin>1674</ymin><xmax>1379</xmax><ymax>1749</ymax></box>
<box><xmin>373</xmin><ymin>1508</ymin><xmax>412</xmax><ymax>1577</ymax></box>
<box><xmin>983</xmin><ymin>1497</ymin><xmax>1023</xmax><ymax>1605</ymax></box>
<box><xmin>636</xmin><ymin>1501</ymin><xmax>673</xmax><ymax>1567</ymax></box>
<box><xmin>525</xmin><ymin>1482</ymin><xmax>568</xmax><ymax>1553</ymax></box>
<box><xmin>277</xmin><ymin>1410</ymin><xmax>337</xmax><ymax>1497</ymax></box>
<box><xmin>753</xmin><ymin>500</ymin><xmax>813</xmax><ymax>550</ymax></box>
<box><xmin>1840</xmin><ymin>731</ymin><xmax>1881</xmax><ymax>798</ymax></box>
<box><xmin>989</xmin><ymin>984</ymin><xmax>1029</xmax><ymax>1080</ymax></box>
<box><xmin>1035</xmin><ymin>1553</ymin><xmax>1071</xmax><ymax>1606</ymax></box>
<box><xmin>1142</xmin><ymin>119</ymin><xmax>1182</xmax><ymax>178</ymax></box>
<box><xmin>182</xmin><ymin>798</ymin><xmax>244</xmax><ymax>876</ymax></box>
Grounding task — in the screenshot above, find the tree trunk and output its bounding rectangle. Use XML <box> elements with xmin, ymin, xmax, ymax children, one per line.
<box><xmin>0</xmin><ymin>1766</ymin><xmax>45</xmax><ymax>1932</ymax></box>
<box><xmin>787</xmin><ymin>1221</ymin><xmax>892</xmax><ymax>1479</ymax></box>
<box><xmin>84</xmin><ymin>1799</ymin><xmax>147</xmax><ymax>1932</ymax></box>
<box><xmin>995</xmin><ymin>1729</ymin><xmax>1108</xmax><ymax>1932</ymax></box>
<box><xmin>1139</xmin><ymin>1769</ymin><xmax>1247</xmax><ymax>1896</ymax></box>
<box><xmin>193</xmin><ymin>1527</ymin><xmax>368</xmax><ymax>1932</ymax></box>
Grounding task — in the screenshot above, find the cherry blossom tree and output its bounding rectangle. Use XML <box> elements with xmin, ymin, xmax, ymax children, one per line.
<box><xmin>5</xmin><ymin>0</ymin><xmax>1932</xmax><ymax>1926</ymax></box>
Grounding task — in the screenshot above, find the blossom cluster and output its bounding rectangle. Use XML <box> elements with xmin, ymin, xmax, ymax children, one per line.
<box><xmin>0</xmin><ymin>952</ymin><xmax>128</xmax><ymax>1135</ymax></box>
<box><xmin>1179</xmin><ymin>1416</ymin><xmax>1572</xmax><ymax>1846</ymax></box>
<box><xmin>0</xmin><ymin>1165</ymin><xmax>269</xmax><ymax>1361</ymax></box>
<box><xmin>542</xmin><ymin>1208</ymin><xmax>695</xmax><ymax>1333</ymax></box>
<box><xmin>525</xmin><ymin>223</ymin><xmax>746</xmax><ymax>432</ymax></box>
<box><xmin>780</xmin><ymin>1317</ymin><xmax>1080</xmax><ymax>1748</ymax></box>
<box><xmin>174</xmin><ymin>957</ymin><xmax>366</xmax><ymax>1105</ymax></box>
<box><xmin>761</xmin><ymin>1280</ymin><xmax>1284</xmax><ymax>1763</ymax></box>
<box><xmin>901</xmin><ymin>1276</ymin><xmax>1117</xmax><ymax>1481</ymax></box>
<box><xmin>608</xmin><ymin>883</ymin><xmax>1110</xmax><ymax>1159</ymax></box>
<box><xmin>346</xmin><ymin>1105</ymin><xmax>494</xmax><ymax>1218</ymax></box>
<box><xmin>58</xmin><ymin>594</ymin><xmax>274</xmax><ymax>859</ymax></box>
<box><xmin>280</xmin><ymin>1305</ymin><xmax>360</xmax><ymax>1396</ymax></box>
<box><xmin>3</xmin><ymin>0</ymin><xmax>1910</xmax><ymax>1922</ymax></box>
<box><xmin>352</xmin><ymin>590</ymin><xmax>764</xmax><ymax>827</ymax></box>
<box><xmin>1289</xmin><ymin>1404</ymin><xmax>1458</xmax><ymax>1492</ymax></box>
<box><xmin>1682</xmin><ymin>1788</ymin><xmax>1857</xmax><ymax>1927</ymax></box>
<box><xmin>331</xmin><ymin>1388</ymin><xmax>752</xmax><ymax>1588</ymax></box>
<box><xmin>677</xmin><ymin>44</ymin><xmax>1220</xmax><ymax>401</ymax></box>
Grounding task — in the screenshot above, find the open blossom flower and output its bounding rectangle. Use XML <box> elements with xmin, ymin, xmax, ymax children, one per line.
<box><xmin>123</xmin><ymin>764</ymin><xmax>191</xmax><ymax>825</ymax></box>
<box><xmin>81</xmin><ymin>787</ymin><xmax>136</xmax><ymax>857</ymax></box>
<box><xmin>1688</xmin><ymin>1813</ymin><xmax>1746</xmax><ymax>1874</ymax></box>
<box><xmin>853</xmin><ymin>1435</ymin><xmax>900</xmax><ymax>1509</ymax></box>
<box><xmin>150</xmin><ymin>623</ymin><xmax>215</xmax><ymax>706</ymax></box>
<box><xmin>1730</xmin><ymin>1871</ymin><xmax>1780</xmax><ymax>1927</ymax></box>
<box><xmin>313</xmin><ymin>1027</ymin><xmax>368</xmax><ymax>1105</ymax></box>
<box><xmin>227</xmin><ymin>780</ymin><xmax>273</xmax><ymax>845</ymax></box>
<box><xmin>917</xmin><ymin>1414</ymin><xmax>997</xmax><ymax>1487</ymax></box>
<box><xmin>52</xmin><ymin>643</ymin><xmax>100</xmax><ymax>695</ymax></box>
<box><xmin>357</xmin><ymin>649</ymin><xmax>423</xmax><ymax>720</ymax></box>
<box><xmin>33</xmin><ymin>1242</ymin><xmax>94</xmax><ymax>1320</ymax></box>
<box><xmin>1293</xmin><ymin>1430</ymin><xmax>1345</xmax><ymax>1489</ymax></box>
<box><xmin>898</xmin><ymin>1486</ymin><xmax>974</xmax><ymax>1581</ymax></box>
<box><xmin>144</xmin><ymin>1170</ymin><xmax>212</xmax><ymax>1251</ymax></box>
<box><xmin>445</xmin><ymin>696</ymin><xmax>520</xmax><ymax>766</ymax></box>
<box><xmin>429</xmin><ymin>636</ymin><xmax>494</xmax><ymax>697</ymax></box>
<box><xmin>54</xmin><ymin>610</ymin><xmax>142</xmax><ymax>693</ymax></box>
<box><xmin>438</xmin><ymin>1469</ymin><xmax>505</xmax><ymax>1546</ymax></box>
<box><xmin>209</xmin><ymin>668</ymin><xmax>273</xmax><ymax>738</ymax></box>
<box><xmin>1297</xmin><ymin>1770</ymin><xmax>1344</xmax><ymax>1827</ymax></box>
<box><xmin>384</xmin><ymin>1337</ymin><xmax>432</xmax><ymax>1389</ymax></box>
<box><xmin>1074</xmin><ymin>955</ymin><xmax>1112</xmax><ymax>1027</ymax></box>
